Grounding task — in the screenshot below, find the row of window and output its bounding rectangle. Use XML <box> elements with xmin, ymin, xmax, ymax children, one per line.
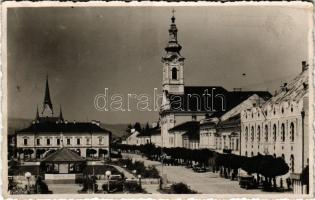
<box><xmin>23</xmin><ymin>137</ymin><xmax>106</xmax><ymax>146</ymax></box>
<box><xmin>244</xmin><ymin>122</ymin><xmax>295</xmax><ymax>143</ymax></box>
<box><xmin>244</xmin><ymin>106</ymin><xmax>295</xmax><ymax>119</ymax></box>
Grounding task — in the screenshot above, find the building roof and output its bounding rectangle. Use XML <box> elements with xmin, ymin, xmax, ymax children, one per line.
<box><xmin>216</xmin><ymin>114</ymin><xmax>241</xmax><ymax>132</ymax></box>
<box><xmin>17</xmin><ymin>121</ymin><xmax>111</xmax><ymax>134</ymax></box>
<box><xmin>166</xmin><ymin>86</ymin><xmax>271</xmax><ymax>114</ymax></box>
<box><xmin>262</xmin><ymin>68</ymin><xmax>308</xmax><ymax>107</ymax></box>
<box><xmin>41</xmin><ymin>148</ymin><xmax>86</xmax><ymax>162</ymax></box>
<box><xmin>169</xmin><ymin>121</ymin><xmax>199</xmax><ymax>132</ymax></box>
<box><xmin>182</xmin><ymin>129</ymin><xmax>200</xmax><ymax>140</ymax></box>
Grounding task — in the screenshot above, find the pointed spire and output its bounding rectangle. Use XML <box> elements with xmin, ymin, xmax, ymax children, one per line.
<box><xmin>35</xmin><ymin>104</ymin><xmax>39</xmax><ymax>119</ymax></box>
<box><xmin>59</xmin><ymin>105</ymin><xmax>64</xmax><ymax>121</ymax></box>
<box><xmin>42</xmin><ymin>75</ymin><xmax>54</xmax><ymax>116</ymax></box>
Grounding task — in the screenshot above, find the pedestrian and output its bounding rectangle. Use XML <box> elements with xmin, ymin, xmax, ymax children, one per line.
<box><xmin>280</xmin><ymin>178</ymin><xmax>283</xmax><ymax>188</ymax></box>
<box><xmin>286</xmin><ymin>178</ymin><xmax>291</xmax><ymax>190</ymax></box>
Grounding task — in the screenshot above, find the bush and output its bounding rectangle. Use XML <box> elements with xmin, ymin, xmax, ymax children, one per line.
<box><xmin>118</xmin><ymin>159</ymin><xmax>160</xmax><ymax>178</ymax></box>
<box><xmin>170</xmin><ymin>182</ymin><xmax>197</xmax><ymax>194</ymax></box>
<box><xmin>123</xmin><ymin>181</ymin><xmax>143</xmax><ymax>193</ymax></box>
<box><xmin>35</xmin><ymin>176</ymin><xmax>52</xmax><ymax>194</ymax></box>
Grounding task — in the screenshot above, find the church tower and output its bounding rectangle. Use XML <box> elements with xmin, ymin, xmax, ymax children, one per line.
<box><xmin>162</xmin><ymin>10</ymin><xmax>185</xmax><ymax>95</ymax></box>
<box><xmin>42</xmin><ymin>75</ymin><xmax>54</xmax><ymax>117</ymax></box>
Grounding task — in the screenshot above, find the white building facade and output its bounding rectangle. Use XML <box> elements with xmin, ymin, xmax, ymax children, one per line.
<box><xmin>16</xmin><ymin>77</ymin><xmax>111</xmax><ymax>159</ymax></box>
<box><xmin>241</xmin><ymin>63</ymin><xmax>309</xmax><ymax>187</ymax></box>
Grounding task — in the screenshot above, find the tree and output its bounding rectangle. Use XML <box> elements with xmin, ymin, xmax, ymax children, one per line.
<box><xmin>170</xmin><ymin>182</ymin><xmax>197</xmax><ymax>194</ymax></box>
<box><xmin>257</xmin><ymin>155</ymin><xmax>289</xmax><ymax>188</ymax></box>
<box><xmin>16</xmin><ymin>148</ymin><xmax>24</xmax><ymax>159</ymax></box>
<box><xmin>134</xmin><ymin>122</ymin><xmax>142</xmax><ymax>132</ymax></box>
<box><xmin>23</xmin><ymin>149</ymin><xmax>34</xmax><ymax>159</ymax></box>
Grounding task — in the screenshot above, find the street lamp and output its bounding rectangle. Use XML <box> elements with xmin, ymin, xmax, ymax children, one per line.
<box><xmin>138</xmin><ymin>174</ymin><xmax>142</xmax><ymax>189</ymax></box>
<box><xmin>91</xmin><ymin>161</ymin><xmax>96</xmax><ymax>193</ymax></box>
<box><xmin>105</xmin><ymin>170</ymin><xmax>111</xmax><ymax>193</ymax></box>
<box><xmin>24</xmin><ymin>172</ymin><xmax>31</xmax><ymax>193</ymax></box>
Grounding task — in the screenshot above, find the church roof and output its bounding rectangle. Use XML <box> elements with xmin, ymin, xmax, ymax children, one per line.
<box><xmin>41</xmin><ymin>148</ymin><xmax>85</xmax><ymax>162</ymax></box>
<box><xmin>166</xmin><ymin>86</ymin><xmax>271</xmax><ymax>114</ymax></box>
<box><xmin>17</xmin><ymin>121</ymin><xmax>111</xmax><ymax>134</ymax></box>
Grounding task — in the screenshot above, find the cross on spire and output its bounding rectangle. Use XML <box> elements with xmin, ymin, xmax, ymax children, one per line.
<box><xmin>171</xmin><ymin>9</ymin><xmax>176</xmax><ymax>23</ymax></box>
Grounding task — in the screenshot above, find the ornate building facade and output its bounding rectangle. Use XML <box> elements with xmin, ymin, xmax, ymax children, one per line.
<box><xmin>240</xmin><ymin>62</ymin><xmax>309</xmax><ymax>178</ymax></box>
<box><xmin>15</xmin><ymin>77</ymin><xmax>111</xmax><ymax>159</ymax></box>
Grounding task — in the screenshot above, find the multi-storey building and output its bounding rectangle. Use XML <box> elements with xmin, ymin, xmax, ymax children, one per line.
<box><xmin>15</xmin><ymin>77</ymin><xmax>111</xmax><ymax>159</ymax></box>
<box><xmin>199</xmin><ymin>94</ymin><xmax>270</xmax><ymax>154</ymax></box>
<box><xmin>241</xmin><ymin>61</ymin><xmax>309</xmax><ymax>179</ymax></box>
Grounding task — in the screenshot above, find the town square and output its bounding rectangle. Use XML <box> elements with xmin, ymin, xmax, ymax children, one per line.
<box><xmin>4</xmin><ymin>3</ymin><xmax>313</xmax><ymax>197</ymax></box>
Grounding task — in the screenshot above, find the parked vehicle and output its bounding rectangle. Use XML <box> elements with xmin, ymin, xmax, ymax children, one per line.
<box><xmin>192</xmin><ymin>165</ymin><xmax>206</xmax><ymax>173</ymax></box>
<box><xmin>239</xmin><ymin>175</ymin><xmax>256</xmax><ymax>189</ymax></box>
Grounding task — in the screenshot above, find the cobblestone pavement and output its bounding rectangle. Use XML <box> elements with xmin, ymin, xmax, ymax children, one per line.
<box><xmin>122</xmin><ymin>153</ymin><xmax>292</xmax><ymax>194</ymax></box>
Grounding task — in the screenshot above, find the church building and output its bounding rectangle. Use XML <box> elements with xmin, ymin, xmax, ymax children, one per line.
<box><xmin>15</xmin><ymin>76</ymin><xmax>111</xmax><ymax>159</ymax></box>
<box><xmin>159</xmin><ymin>12</ymin><xmax>271</xmax><ymax>148</ymax></box>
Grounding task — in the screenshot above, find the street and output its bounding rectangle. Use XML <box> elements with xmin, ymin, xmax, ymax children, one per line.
<box><xmin>122</xmin><ymin>153</ymin><xmax>292</xmax><ymax>194</ymax></box>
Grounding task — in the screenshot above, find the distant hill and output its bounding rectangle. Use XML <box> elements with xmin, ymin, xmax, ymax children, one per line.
<box><xmin>7</xmin><ymin>118</ymin><xmax>129</xmax><ymax>139</ymax></box>
<box><xmin>100</xmin><ymin>123</ymin><xmax>129</xmax><ymax>139</ymax></box>
<box><xmin>7</xmin><ymin>118</ymin><xmax>32</xmax><ymax>135</ymax></box>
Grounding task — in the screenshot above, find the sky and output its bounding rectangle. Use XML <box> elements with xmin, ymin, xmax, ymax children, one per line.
<box><xmin>7</xmin><ymin>5</ymin><xmax>311</xmax><ymax>124</ymax></box>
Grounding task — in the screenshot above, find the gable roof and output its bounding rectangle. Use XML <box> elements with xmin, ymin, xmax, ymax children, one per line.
<box><xmin>41</xmin><ymin>148</ymin><xmax>86</xmax><ymax>162</ymax></box>
<box><xmin>217</xmin><ymin>114</ymin><xmax>241</xmax><ymax>132</ymax></box>
<box><xmin>17</xmin><ymin>121</ymin><xmax>111</xmax><ymax>134</ymax></box>
<box><xmin>262</xmin><ymin>69</ymin><xmax>308</xmax><ymax>107</ymax></box>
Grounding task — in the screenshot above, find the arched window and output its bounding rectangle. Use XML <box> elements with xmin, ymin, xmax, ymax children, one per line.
<box><xmin>281</xmin><ymin>123</ymin><xmax>285</xmax><ymax>142</ymax></box>
<box><xmin>290</xmin><ymin>122</ymin><xmax>295</xmax><ymax>142</ymax></box>
<box><xmin>245</xmin><ymin>126</ymin><xmax>248</xmax><ymax>141</ymax></box>
<box><xmin>171</xmin><ymin>67</ymin><xmax>177</xmax><ymax>80</ymax></box>
<box><xmin>251</xmin><ymin>126</ymin><xmax>254</xmax><ymax>142</ymax></box>
<box><xmin>273</xmin><ymin>124</ymin><xmax>277</xmax><ymax>142</ymax></box>
<box><xmin>251</xmin><ymin>151</ymin><xmax>254</xmax><ymax>157</ymax></box>
<box><xmin>245</xmin><ymin>151</ymin><xmax>248</xmax><ymax>157</ymax></box>
<box><xmin>281</xmin><ymin>154</ymin><xmax>285</xmax><ymax>161</ymax></box>
<box><xmin>290</xmin><ymin>155</ymin><xmax>294</xmax><ymax>173</ymax></box>
<box><xmin>257</xmin><ymin>126</ymin><xmax>261</xmax><ymax>142</ymax></box>
<box><xmin>264</xmin><ymin>125</ymin><xmax>268</xmax><ymax>142</ymax></box>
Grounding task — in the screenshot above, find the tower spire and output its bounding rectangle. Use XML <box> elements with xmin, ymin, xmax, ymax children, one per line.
<box><xmin>35</xmin><ymin>104</ymin><xmax>39</xmax><ymax>120</ymax></box>
<box><xmin>42</xmin><ymin>75</ymin><xmax>54</xmax><ymax>116</ymax></box>
<box><xmin>164</xmin><ymin>9</ymin><xmax>182</xmax><ymax>54</ymax></box>
<box><xmin>59</xmin><ymin>105</ymin><xmax>64</xmax><ymax>121</ymax></box>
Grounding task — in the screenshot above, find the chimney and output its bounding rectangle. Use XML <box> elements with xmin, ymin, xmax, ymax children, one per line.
<box><xmin>302</xmin><ymin>61</ymin><xmax>308</xmax><ymax>72</ymax></box>
<box><xmin>281</xmin><ymin>83</ymin><xmax>287</xmax><ymax>92</ymax></box>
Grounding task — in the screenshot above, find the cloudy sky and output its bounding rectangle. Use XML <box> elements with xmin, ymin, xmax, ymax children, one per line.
<box><xmin>7</xmin><ymin>5</ymin><xmax>311</xmax><ymax>124</ymax></box>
